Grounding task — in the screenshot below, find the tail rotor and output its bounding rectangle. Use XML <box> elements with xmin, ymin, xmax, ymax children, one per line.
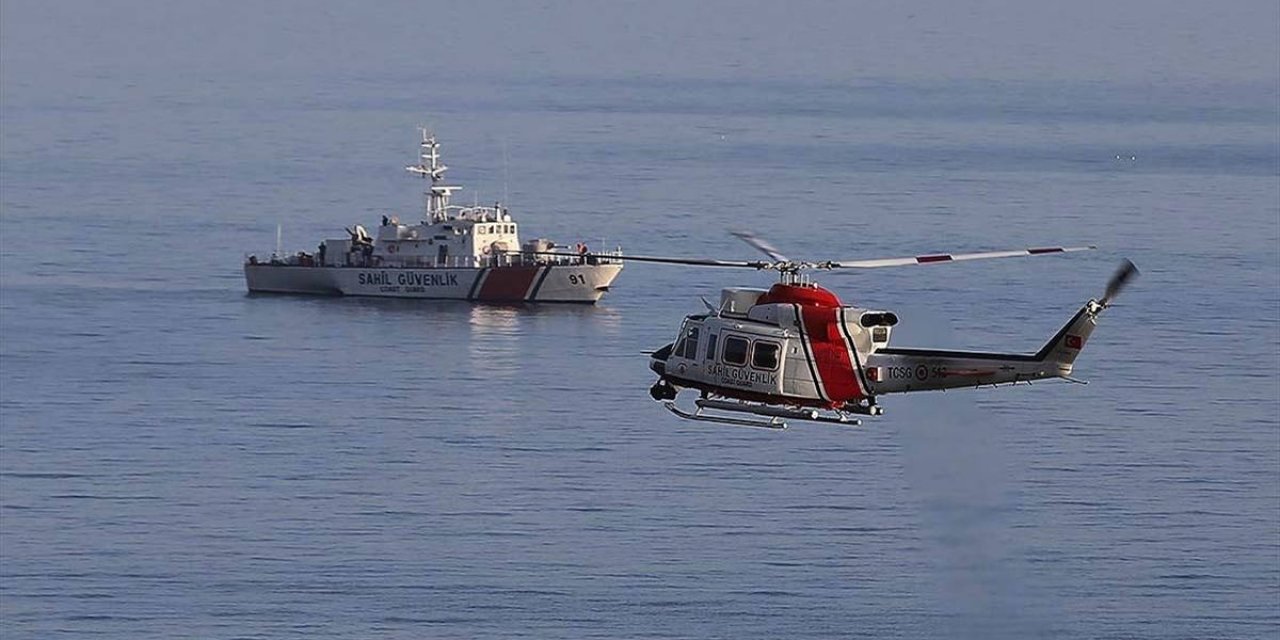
<box><xmin>1100</xmin><ymin>259</ymin><xmax>1140</xmax><ymax>307</ymax></box>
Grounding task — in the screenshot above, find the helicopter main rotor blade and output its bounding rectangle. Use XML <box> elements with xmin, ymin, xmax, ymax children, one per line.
<box><xmin>517</xmin><ymin>251</ymin><xmax>770</xmax><ymax>270</ymax></box>
<box><xmin>827</xmin><ymin>245</ymin><xmax>1096</xmax><ymax>269</ymax></box>
<box><xmin>730</xmin><ymin>230</ymin><xmax>791</xmax><ymax>263</ymax></box>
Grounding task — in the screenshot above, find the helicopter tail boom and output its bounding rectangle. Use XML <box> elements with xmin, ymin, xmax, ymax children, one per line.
<box><xmin>864</xmin><ymin>260</ymin><xmax>1135</xmax><ymax>395</ymax></box>
<box><xmin>865</xmin><ymin>296</ymin><xmax>1117</xmax><ymax>394</ymax></box>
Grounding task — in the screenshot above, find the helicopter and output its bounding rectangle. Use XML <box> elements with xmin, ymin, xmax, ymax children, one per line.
<box><xmin>530</xmin><ymin>233</ymin><xmax>1138</xmax><ymax>428</ymax></box>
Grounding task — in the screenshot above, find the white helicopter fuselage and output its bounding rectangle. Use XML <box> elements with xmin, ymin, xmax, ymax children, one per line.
<box><xmin>651</xmin><ymin>282</ymin><xmax>1102</xmax><ymax>413</ymax></box>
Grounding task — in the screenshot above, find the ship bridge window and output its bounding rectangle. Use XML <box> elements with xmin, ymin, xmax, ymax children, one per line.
<box><xmin>704</xmin><ymin>333</ymin><xmax>718</xmax><ymax>361</ymax></box>
<box><xmin>752</xmin><ymin>341</ymin><xmax>780</xmax><ymax>370</ymax></box>
<box><xmin>723</xmin><ymin>336</ymin><xmax>749</xmax><ymax>366</ymax></box>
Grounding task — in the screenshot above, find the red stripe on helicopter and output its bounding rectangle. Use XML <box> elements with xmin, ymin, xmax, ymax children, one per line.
<box><xmin>477</xmin><ymin>266</ymin><xmax>541</xmax><ymax>301</ymax></box>
<box><xmin>1028</xmin><ymin>247</ymin><xmax>1065</xmax><ymax>255</ymax></box>
<box><xmin>917</xmin><ymin>254</ymin><xmax>953</xmax><ymax>263</ymax></box>
<box><xmin>797</xmin><ymin>306</ymin><xmax>865</xmax><ymax>405</ymax></box>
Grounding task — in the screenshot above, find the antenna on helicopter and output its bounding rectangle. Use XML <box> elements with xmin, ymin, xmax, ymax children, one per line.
<box><xmin>700</xmin><ymin>296</ymin><xmax>720</xmax><ymax>316</ymax></box>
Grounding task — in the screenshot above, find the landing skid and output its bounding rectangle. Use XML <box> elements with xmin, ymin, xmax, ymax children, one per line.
<box><xmin>662</xmin><ymin>397</ymin><xmax>862</xmax><ymax>429</ymax></box>
<box><xmin>663</xmin><ymin>401</ymin><xmax>788</xmax><ymax>429</ymax></box>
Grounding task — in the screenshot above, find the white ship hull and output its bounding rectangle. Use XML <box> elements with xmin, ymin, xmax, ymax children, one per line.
<box><xmin>245</xmin><ymin>263</ymin><xmax>622</xmax><ymax>304</ymax></box>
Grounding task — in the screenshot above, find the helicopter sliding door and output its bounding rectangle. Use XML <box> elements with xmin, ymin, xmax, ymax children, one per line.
<box><xmin>707</xmin><ymin>333</ymin><xmax>786</xmax><ymax>398</ymax></box>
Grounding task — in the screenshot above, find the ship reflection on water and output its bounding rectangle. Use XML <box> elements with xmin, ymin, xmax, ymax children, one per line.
<box><xmin>240</xmin><ymin>293</ymin><xmax>623</xmax><ymax>374</ymax></box>
<box><xmin>466</xmin><ymin>303</ymin><xmax>624</xmax><ymax>380</ymax></box>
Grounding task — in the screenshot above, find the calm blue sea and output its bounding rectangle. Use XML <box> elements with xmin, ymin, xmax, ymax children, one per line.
<box><xmin>2</xmin><ymin>2</ymin><xmax>1278</xmax><ymax>638</ymax></box>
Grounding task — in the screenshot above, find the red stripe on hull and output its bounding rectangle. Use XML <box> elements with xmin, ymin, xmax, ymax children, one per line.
<box><xmin>477</xmin><ymin>266</ymin><xmax>540</xmax><ymax>301</ymax></box>
<box><xmin>799</xmin><ymin>307</ymin><xmax>864</xmax><ymax>405</ymax></box>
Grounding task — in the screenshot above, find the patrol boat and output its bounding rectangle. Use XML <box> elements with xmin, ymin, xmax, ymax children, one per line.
<box><xmin>244</xmin><ymin>130</ymin><xmax>622</xmax><ymax>303</ymax></box>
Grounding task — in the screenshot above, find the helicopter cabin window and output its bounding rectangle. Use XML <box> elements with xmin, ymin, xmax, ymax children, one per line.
<box><xmin>752</xmin><ymin>341</ymin><xmax>780</xmax><ymax>370</ymax></box>
<box><xmin>704</xmin><ymin>333</ymin><xmax>718</xmax><ymax>361</ymax></box>
<box><xmin>723</xmin><ymin>336</ymin><xmax>749</xmax><ymax>366</ymax></box>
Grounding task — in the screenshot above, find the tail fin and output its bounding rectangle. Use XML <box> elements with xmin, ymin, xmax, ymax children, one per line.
<box><xmin>1036</xmin><ymin>260</ymin><xmax>1138</xmax><ymax>373</ymax></box>
<box><xmin>1034</xmin><ymin>302</ymin><xmax>1102</xmax><ymax>371</ymax></box>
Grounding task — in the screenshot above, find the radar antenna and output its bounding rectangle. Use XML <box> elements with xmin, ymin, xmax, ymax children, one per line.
<box><xmin>406</xmin><ymin>127</ymin><xmax>462</xmax><ymax>224</ymax></box>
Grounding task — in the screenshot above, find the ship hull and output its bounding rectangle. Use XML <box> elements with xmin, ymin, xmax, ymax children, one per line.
<box><xmin>244</xmin><ymin>263</ymin><xmax>622</xmax><ymax>303</ymax></box>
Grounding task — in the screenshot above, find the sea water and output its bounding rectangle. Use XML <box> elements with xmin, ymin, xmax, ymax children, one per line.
<box><xmin>2</xmin><ymin>2</ymin><xmax>1277</xmax><ymax>638</ymax></box>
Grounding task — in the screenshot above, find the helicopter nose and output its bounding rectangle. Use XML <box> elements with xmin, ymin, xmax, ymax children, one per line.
<box><xmin>648</xmin><ymin>343</ymin><xmax>675</xmax><ymax>375</ymax></box>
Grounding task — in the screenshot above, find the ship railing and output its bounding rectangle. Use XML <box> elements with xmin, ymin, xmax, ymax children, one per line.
<box><xmin>492</xmin><ymin>248</ymin><xmax>623</xmax><ymax>267</ymax></box>
<box><xmin>245</xmin><ymin>251</ymin><xmax>321</xmax><ymax>267</ymax></box>
<box><xmin>592</xmin><ymin>248</ymin><xmax>623</xmax><ymax>265</ymax></box>
<box><xmin>313</xmin><ymin>250</ymin><xmax>622</xmax><ymax>270</ymax></box>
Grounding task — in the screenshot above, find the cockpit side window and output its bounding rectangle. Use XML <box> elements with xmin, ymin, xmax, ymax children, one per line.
<box><xmin>704</xmin><ymin>333</ymin><xmax>718</xmax><ymax>361</ymax></box>
<box><xmin>682</xmin><ymin>327</ymin><xmax>700</xmax><ymax>359</ymax></box>
<box><xmin>674</xmin><ymin>323</ymin><xmax>701</xmax><ymax>360</ymax></box>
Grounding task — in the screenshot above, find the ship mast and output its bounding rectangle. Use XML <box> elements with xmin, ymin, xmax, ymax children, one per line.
<box><xmin>405</xmin><ymin>127</ymin><xmax>460</xmax><ymax>224</ymax></box>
